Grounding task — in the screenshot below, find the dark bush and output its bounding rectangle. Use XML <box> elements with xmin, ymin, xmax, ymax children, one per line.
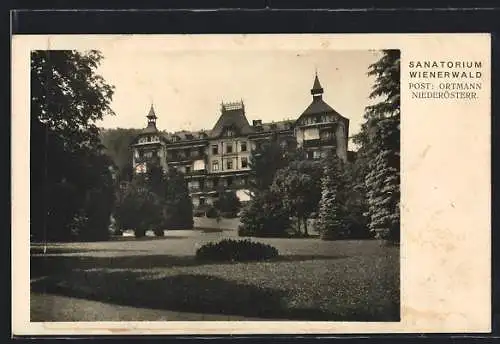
<box><xmin>195</xmin><ymin>239</ymin><xmax>279</xmax><ymax>262</ymax></box>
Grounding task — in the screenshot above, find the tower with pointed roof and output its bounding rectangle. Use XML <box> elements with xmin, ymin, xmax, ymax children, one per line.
<box><xmin>295</xmin><ymin>72</ymin><xmax>349</xmax><ymax>162</ymax></box>
<box><xmin>146</xmin><ymin>103</ymin><xmax>158</xmax><ymax>130</ymax></box>
<box><xmin>130</xmin><ymin>104</ymin><xmax>168</xmax><ymax>174</ymax></box>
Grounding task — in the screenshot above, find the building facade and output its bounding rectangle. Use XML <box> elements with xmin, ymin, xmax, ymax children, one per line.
<box><xmin>130</xmin><ymin>73</ymin><xmax>350</xmax><ymax>208</ymax></box>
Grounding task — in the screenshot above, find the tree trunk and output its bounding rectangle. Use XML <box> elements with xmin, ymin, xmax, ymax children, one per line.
<box><xmin>303</xmin><ymin>218</ymin><xmax>309</xmax><ymax>237</ymax></box>
<box><xmin>296</xmin><ymin>218</ymin><xmax>301</xmax><ymax>234</ymax></box>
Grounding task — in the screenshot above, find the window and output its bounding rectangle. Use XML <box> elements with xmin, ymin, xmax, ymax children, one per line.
<box><xmin>313</xmin><ymin>151</ymin><xmax>321</xmax><ymax>160</ymax></box>
<box><xmin>199</xmin><ymin>198</ymin><xmax>206</xmax><ymax>205</ymax></box>
<box><xmin>139</xmin><ymin>150</ymin><xmax>144</xmax><ymax>157</ymax></box>
<box><xmin>212</xmin><ymin>161</ymin><xmax>219</xmax><ymax>171</ymax></box>
<box><xmin>241</xmin><ymin>157</ymin><xmax>248</xmax><ymax>168</ymax></box>
<box><xmin>226</xmin><ymin>144</ymin><xmax>233</xmax><ymax>154</ymax></box>
<box><xmin>226</xmin><ymin>159</ymin><xmax>233</xmax><ymax>170</ymax></box>
<box><xmin>227</xmin><ymin>177</ymin><xmax>233</xmax><ymax>186</ymax></box>
<box><xmin>241</xmin><ymin>142</ymin><xmax>247</xmax><ymax>152</ymax></box>
<box><xmin>212</xmin><ymin>145</ymin><xmax>219</xmax><ymax>155</ymax></box>
<box><xmin>152</xmin><ymin>151</ymin><xmax>157</xmax><ymax>157</ymax></box>
<box><xmin>321</xmin><ymin>131</ymin><xmax>333</xmax><ymax>141</ymax></box>
<box><xmin>225</xmin><ymin>129</ymin><xmax>234</xmax><ymax>137</ymax></box>
<box><xmin>185</xmin><ymin>166</ymin><xmax>191</xmax><ymax>174</ymax></box>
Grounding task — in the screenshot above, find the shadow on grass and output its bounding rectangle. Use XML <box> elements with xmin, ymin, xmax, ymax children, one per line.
<box><xmin>30</xmin><ymin>254</ymin><xmax>348</xmax><ymax>278</ymax></box>
<box><xmin>31</xmin><ymin>269</ymin><xmax>393</xmax><ymax>321</ymax></box>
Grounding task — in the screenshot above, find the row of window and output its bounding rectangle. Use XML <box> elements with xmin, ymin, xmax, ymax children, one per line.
<box><xmin>301</xmin><ymin>115</ymin><xmax>336</xmax><ymax>126</ymax></box>
<box><xmin>168</xmin><ymin>148</ymin><xmax>204</xmax><ymax>160</ymax></box>
<box><xmin>211</xmin><ymin>141</ymin><xmax>247</xmax><ymax>155</ymax></box>
<box><xmin>211</xmin><ymin>157</ymin><xmax>249</xmax><ymax>171</ymax></box>
<box><xmin>138</xmin><ymin>136</ymin><xmax>160</xmax><ymax>143</ymax></box>
<box><xmin>189</xmin><ymin>176</ymin><xmax>249</xmax><ymax>190</ymax></box>
<box><xmin>137</xmin><ymin>150</ymin><xmax>159</xmax><ymax>158</ymax></box>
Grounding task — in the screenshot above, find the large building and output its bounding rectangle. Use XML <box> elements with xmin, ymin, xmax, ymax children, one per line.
<box><xmin>130</xmin><ymin>73</ymin><xmax>350</xmax><ymax>208</ymax></box>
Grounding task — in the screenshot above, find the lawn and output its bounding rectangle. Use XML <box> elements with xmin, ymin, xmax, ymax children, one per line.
<box><xmin>30</xmin><ymin>233</ymin><xmax>399</xmax><ymax>322</ymax></box>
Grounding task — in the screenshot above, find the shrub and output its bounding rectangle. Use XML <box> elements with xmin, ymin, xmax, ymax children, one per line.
<box><xmin>195</xmin><ymin>239</ymin><xmax>279</xmax><ymax>262</ymax></box>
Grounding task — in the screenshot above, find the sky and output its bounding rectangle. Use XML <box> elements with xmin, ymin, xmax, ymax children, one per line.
<box><xmin>95</xmin><ymin>48</ymin><xmax>381</xmax><ymax>141</ymax></box>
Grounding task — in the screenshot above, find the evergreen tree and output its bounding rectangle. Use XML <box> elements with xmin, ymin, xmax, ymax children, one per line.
<box><xmin>357</xmin><ymin>49</ymin><xmax>401</xmax><ymax>242</ymax></box>
<box><xmin>316</xmin><ymin>152</ymin><xmax>347</xmax><ymax>240</ymax></box>
<box><xmin>365</xmin><ymin>116</ymin><xmax>400</xmax><ymax>242</ymax></box>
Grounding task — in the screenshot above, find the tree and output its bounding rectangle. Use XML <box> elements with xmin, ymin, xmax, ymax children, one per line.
<box><xmin>238</xmin><ymin>191</ymin><xmax>291</xmax><ymax>238</ymax></box>
<box><xmin>214</xmin><ymin>191</ymin><xmax>241</xmax><ymax>218</ymax></box>
<box><xmin>271</xmin><ymin>159</ymin><xmax>323</xmax><ymax>236</ymax></box>
<box><xmin>114</xmin><ymin>181</ymin><xmax>163</xmax><ymax>237</ymax></box>
<box><xmin>248</xmin><ymin>136</ymin><xmax>292</xmax><ymax>195</ymax></box>
<box><xmin>163</xmin><ymin>168</ymin><xmax>194</xmax><ymax>229</ymax></box>
<box><xmin>365</xmin><ymin>116</ymin><xmax>400</xmax><ymax>242</ymax></box>
<box><xmin>316</xmin><ymin>152</ymin><xmax>348</xmax><ymax>240</ymax></box>
<box><xmin>355</xmin><ymin>49</ymin><xmax>401</xmax><ymax>242</ymax></box>
<box><xmin>30</xmin><ymin>50</ymin><xmax>115</xmax><ymax>241</ymax></box>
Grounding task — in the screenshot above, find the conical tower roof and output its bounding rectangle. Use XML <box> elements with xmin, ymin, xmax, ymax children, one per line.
<box><xmin>147</xmin><ymin>103</ymin><xmax>157</xmax><ymax>119</ymax></box>
<box><xmin>311</xmin><ymin>73</ymin><xmax>324</xmax><ymax>96</ymax></box>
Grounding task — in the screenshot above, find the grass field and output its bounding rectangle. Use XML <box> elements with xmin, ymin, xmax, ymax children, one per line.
<box><xmin>31</xmin><ymin>231</ymin><xmax>399</xmax><ymax>321</ymax></box>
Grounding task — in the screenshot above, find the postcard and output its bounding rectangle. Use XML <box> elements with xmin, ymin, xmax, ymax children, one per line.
<box><xmin>12</xmin><ymin>33</ymin><xmax>491</xmax><ymax>335</ymax></box>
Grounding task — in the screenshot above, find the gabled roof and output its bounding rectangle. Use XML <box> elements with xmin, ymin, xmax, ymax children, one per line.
<box><xmin>210</xmin><ymin>102</ymin><xmax>254</xmax><ymax>137</ymax></box>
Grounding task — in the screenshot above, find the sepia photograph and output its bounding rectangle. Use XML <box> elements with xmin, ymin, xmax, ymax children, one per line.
<box><xmin>28</xmin><ymin>44</ymin><xmax>401</xmax><ymax>323</ymax></box>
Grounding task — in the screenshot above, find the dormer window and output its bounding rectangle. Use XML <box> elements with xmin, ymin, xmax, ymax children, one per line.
<box><xmin>225</xmin><ymin>129</ymin><xmax>234</xmax><ymax>137</ymax></box>
<box><xmin>270</xmin><ymin>123</ymin><xmax>277</xmax><ymax>131</ymax></box>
